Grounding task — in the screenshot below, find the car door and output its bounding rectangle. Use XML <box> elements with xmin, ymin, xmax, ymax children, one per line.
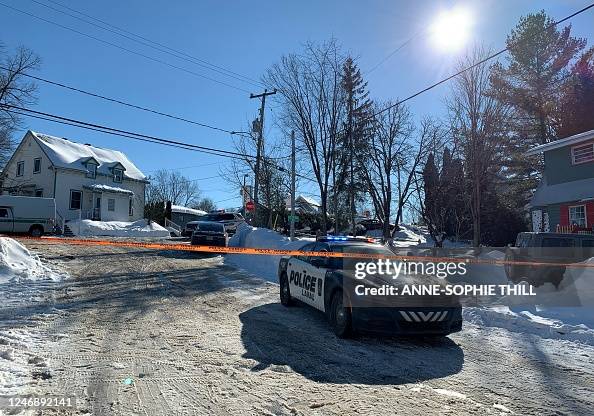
<box><xmin>286</xmin><ymin>243</ymin><xmax>317</xmax><ymax>306</ymax></box>
<box><xmin>306</xmin><ymin>243</ymin><xmax>331</xmax><ymax>312</ymax></box>
<box><xmin>0</xmin><ymin>207</ymin><xmax>14</xmax><ymax>233</ymax></box>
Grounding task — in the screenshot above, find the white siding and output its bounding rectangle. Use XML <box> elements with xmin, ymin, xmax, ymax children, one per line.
<box><xmin>3</xmin><ymin>132</ymin><xmax>146</xmax><ymax>222</ymax></box>
<box><xmin>2</xmin><ymin>134</ymin><xmax>55</xmax><ymax>197</ymax></box>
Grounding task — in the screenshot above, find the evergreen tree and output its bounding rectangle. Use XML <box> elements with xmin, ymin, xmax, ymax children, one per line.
<box><xmin>557</xmin><ymin>47</ymin><xmax>594</xmax><ymax>137</ymax></box>
<box><xmin>336</xmin><ymin>57</ymin><xmax>372</xmax><ymax>233</ymax></box>
<box><xmin>491</xmin><ymin>11</ymin><xmax>586</xmax><ymax>145</ymax></box>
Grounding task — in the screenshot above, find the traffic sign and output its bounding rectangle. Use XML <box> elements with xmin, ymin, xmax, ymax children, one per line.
<box><xmin>246</xmin><ymin>201</ymin><xmax>255</xmax><ymax>211</ymax></box>
<box><xmin>288</xmin><ymin>214</ymin><xmax>300</xmax><ymax>222</ymax></box>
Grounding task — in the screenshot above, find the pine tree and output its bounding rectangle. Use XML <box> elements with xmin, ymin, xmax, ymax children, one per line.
<box><xmin>491</xmin><ymin>11</ymin><xmax>586</xmax><ymax>145</ymax></box>
<box><xmin>557</xmin><ymin>47</ymin><xmax>594</xmax><ymax>137</ymax></box>
<box><xmin>336</xmin><ymin>57</ymin><xmax>372</xmax><ymax>234</ymax></box>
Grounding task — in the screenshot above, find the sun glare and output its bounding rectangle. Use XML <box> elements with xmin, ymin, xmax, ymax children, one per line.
<box><xmin>430</xmin><ymin>7</ymin><xmax>473</xmax><ymax>52</ymax></box>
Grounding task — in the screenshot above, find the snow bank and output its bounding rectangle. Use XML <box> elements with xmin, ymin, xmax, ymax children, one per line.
<box><xmin>464</xmin><ymin>306</ymin><xmax>594</xmax><ymax>345</ymax></box>
<box><xmin>67</xmin><ymin>219</ymin><xmax>170</xmax><ymax>238</ymax></box>
<box><xmin>0</xmin><ymin>237</ymin><xmax>65</xmax><ymax>284</ymax></box>
<box><xmin>226</xmin><ymin>223</ymin><xmax>308</xmax><ymax>283</ymax></box>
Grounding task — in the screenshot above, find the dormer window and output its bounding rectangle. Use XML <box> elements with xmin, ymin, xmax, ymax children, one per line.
<box><xmin>571</xmin><ymin>142</ymin><xmax>594</xmax><ymax>164</ymax></box>
<box><xmin>113</xmin><ymin>168</ymin><xmax>123</xmax><ymax>183</ymax></box>
<box><xmin>86</xmin><ymin>162</ymin><xmax>97</xmax><ymax>179</ymax></box>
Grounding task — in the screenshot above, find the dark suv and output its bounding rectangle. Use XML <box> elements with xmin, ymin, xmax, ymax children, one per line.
<box><xmin>201</xmin><ymin>212</ymin><xmax>245</xmax><ymax>235</ymax></box>
<box><xmin>505</xmin><ymin>232</ymin><xmax>594</xmax><ymax>287</ymax></box>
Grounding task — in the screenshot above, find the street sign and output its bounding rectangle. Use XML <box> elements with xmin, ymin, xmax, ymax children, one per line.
<box><xmin>246</xmin><ymin>201</ymin><xmax>255</xmax><ymax>211</ymax></box>
<box><xmin>288</xmin><ymin>214</ymin><xmax>299</xmax><ymax>222</ymax></box>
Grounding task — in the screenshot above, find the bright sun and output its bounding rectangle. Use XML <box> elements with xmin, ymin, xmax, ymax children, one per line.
<box><xmin>430</xmin><ymin>7</ymin><xmax>473</xmax><ymax>52</ymax></box>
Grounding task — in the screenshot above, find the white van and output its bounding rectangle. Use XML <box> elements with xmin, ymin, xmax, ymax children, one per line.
<box><xmin>0</xmin><ymin>196</ymin><xmax>56</xmax><ymax>237</ymax></box>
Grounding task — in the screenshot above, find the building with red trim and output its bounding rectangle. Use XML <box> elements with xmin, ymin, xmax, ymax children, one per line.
<box><xmin>527</xmin><ymin>129</ymin><xmax>594</xmax><ymax>233</ymax></box>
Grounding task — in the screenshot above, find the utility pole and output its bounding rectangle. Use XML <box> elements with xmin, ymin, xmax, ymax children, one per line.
<box><xmin>249</xmin><ymin>88</ymin><xmax>277</xmax><ymax>227</ymax></box>
<box><xmin>290</xmin><ymin>130</ymin><xmax>296</xmax><ymax>241</ymax></box>
<box><xmin>242</xmin><ymin>173</ymin><xmax>248</xmax><ymax>219</ymax></box>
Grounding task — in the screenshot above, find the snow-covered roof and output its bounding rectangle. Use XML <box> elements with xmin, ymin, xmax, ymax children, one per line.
<box><xmin>83</xmin><ymin>184</ymin><xmax>134</xmax><ymax>195</ymax></box>
<box><xmin>530</xmin><ymin>174</ymin><xmax>594</xmax><ymax>207</ymax></box>
<box><xmin>298</xmin><ymin>195</ymin><xmax>320</xmax><ymax>207</ymax></box>
<box><xmin>171</xmin><ymin>205</ymin><xmax>207</xmax><ymax>216</ymax></box>
<box><xmin>526</xmin><ymin>129</ymin><xmax>594</xmax><ymax>156</ymax></box>
<box><xmin>29</xmin><ymin>131</ymin><xmax>147</xmax><ymax>181</ymax></box>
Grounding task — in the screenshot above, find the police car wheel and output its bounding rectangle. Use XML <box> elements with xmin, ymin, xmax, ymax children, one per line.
<box><xmin>279</xmin><ymin>273</ymin><xmax>293</xmax><ymax>307</ymax></box>
<box><xmin>330</xmin><ymin>291</ymin><xmax>352</xmax><ymax>338</ymax></box>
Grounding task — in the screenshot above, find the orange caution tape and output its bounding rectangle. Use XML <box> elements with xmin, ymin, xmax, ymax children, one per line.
<box><xmin>8</xmin><ymin>235</ymin><xmax>594</xmax><ymax>269</ymax></box>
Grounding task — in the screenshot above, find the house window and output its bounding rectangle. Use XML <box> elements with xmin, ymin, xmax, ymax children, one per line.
<box><xmin>16</xmin><ymin>161</ymin><xmax>24</xmax><ymax>177</ymax></box>
<box><xmin>69</xmin><ymin>190</ymin><xmax>82</xmax><ymax>210</ymax></box>
<box><xmin>129</xmin><ymin>199</ymin><xmax>133</xmax><ymax>216</ymax></box>
<box><xmin>571</xmin><ymin>143</ymin><xmax>594</xmax><ymax>164</ymax></box>
<box><xmin>87</xmin><ymin>163</ymin><xmax>97</xmax><ymax>179</ymax></box>
<box><xmin>113</xmin><ymin>168</ymin><xmax>123</xmax><ymax>183</ymax></box>
<box><xmin>35</xmin><ymin>189</ymin><xmax>43</xmax><ymax>197</ymax></box>
<box><xmin>569</xmin><ymin>205</ymin><xmax>586</xmax><ymax>227</ymax></box>
<box><xmin>33</xmin><ymin>158</ymin><xmax>41</xmax><ymax>174</ymax></box>
<box><xmin>108</xmin><ymin>198</ymin><xmax>115</xmax><ymax>211</ymax></box>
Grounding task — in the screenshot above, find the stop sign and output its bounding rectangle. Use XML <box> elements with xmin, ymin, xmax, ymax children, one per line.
<box><xmin>246</xmin><ymin>201</ymin><xmax>255</xmax><ymax>211</ymax></box>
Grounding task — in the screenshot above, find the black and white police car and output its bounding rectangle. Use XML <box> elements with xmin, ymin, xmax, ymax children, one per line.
<box><xmin>278</xmin><ymin>236</ymin><xmax>462</xmax><ymax>338</ymax></box>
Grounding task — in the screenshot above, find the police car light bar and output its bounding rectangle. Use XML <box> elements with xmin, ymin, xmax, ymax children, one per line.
<box><xmin>316</xmin><ymin>236</ymin><xmax>378</xmax><ymax>243</ymax></box>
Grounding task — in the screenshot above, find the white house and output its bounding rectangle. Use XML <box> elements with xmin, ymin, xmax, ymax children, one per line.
<box><xmin>1</xmin><ymin>131</ymin><xmax>148</xmax><ymax>223</ymax></box>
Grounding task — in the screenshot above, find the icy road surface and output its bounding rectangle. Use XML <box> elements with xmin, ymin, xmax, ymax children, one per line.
<box><xmin>5</xmin><ymin>239</ymin><xmax>594</xmax><ymax>415</ymax></box>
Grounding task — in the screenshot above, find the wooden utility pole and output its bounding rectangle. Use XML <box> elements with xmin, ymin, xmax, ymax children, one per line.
<box><xmin>249</xmin><ymin>89</ymin><xmax>277</xmax><ymax>226</ymax></box>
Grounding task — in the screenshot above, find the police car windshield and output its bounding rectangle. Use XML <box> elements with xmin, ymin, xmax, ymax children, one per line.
<box><xmin>328</xmin><ymin>244</ymin><xmax>393</xmax><ymax>269</ymax></box>
<box><xmin>333</xmin><ymin>244</ymin><xmax>393</xmax><ymax>257</ymax></box>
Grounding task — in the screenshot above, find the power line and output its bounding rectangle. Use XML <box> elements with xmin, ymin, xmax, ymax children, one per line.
<box><xmin>0</xmin><ymin>64</ymin><xmax>242</xmax><ymax>135</ymax></box>
<box><xmin>367</xmin><ymin>2</ymin><xmax>594</xmax><ymax>120</ymax></box>
<box><xmin>1</xmin><ymin>104</ymin><xmax>256</xmax><ymax>160</ymax></box>
<box><xmin>0</xmin><ymin>1</ymin><xmax>251</xmax><ymax>93</ymax></box>
<box><xmin>144</xmin><ymin>162</ymin><xmax>222</xmax><ymax>173</ymax></box>
<box><xmin>28</xmin><ymin>0</ymin><xmax>265</xmax><ymax>89</ymax></box>
<box><xmin>365</xmin><ymin>28</ymin><xmax>425</xmax><ymax>75</ymax></box>
<box><xmin>1</xmin><ymin>104</ymin><xmax>296</xmax><ymax>181</ymax></box>
<box><xmin>5</xmin><ymin>108</ymin><xmax>240</xmax><ymax>159</ymax></box>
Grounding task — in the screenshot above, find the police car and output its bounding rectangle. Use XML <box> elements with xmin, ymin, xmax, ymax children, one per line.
<box><xmin>278</xmin><ymin>236</ymin><xmax>462</xmax><ymax>338</ymax></box>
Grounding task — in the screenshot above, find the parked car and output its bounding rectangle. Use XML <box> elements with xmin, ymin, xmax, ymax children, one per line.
<box><xmin>277</xmin><ymin>236</ymin><xmax>462</xmax><ymax>338</ymax></box>
<box><xmin>505</xmin><ymin>232</ymin><xmax>594</xmax><ymax>287</ymax></box>
<box><xmin>190</xmin><ymin>221</ymin><xmax>228</xmax><ymax>247</ymax></box>
<box><xmin>0</xmin><ymin>195</ymin><xmax>56</xmax><ymax>237</ymax></box>
<box><xmin>181</xmin><ymin>220</ymin><xmax>200</xmax><ymax>237</ymax></box>
<box><xmin>201</xmin><ymin>212</ymin><xmax>245</xmax><ymax>235</ymax></box>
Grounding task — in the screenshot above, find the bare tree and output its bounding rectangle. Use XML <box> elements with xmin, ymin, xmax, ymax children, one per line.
<box><xmin>222</xmin><ymin>126</ymin><xmax>291</xmax><ymax>227</ymax></box>
<box><xmin>146</xmin><ymin>170</ymin><xmax>201</xmax><ymax>207</ymax></box>
<box><xmin>264</xmin><ymin>40</ymin><xmax>346</xmax><ymax>233</ymax></box>
<box><xmin>358</xmin><ymin>102</ymin><xmax>413</xmax><ymax>238</ymax></box>
<box><xmin>393</xmin><ymin>117</ymin><xmax>438</xmax><ymax>229</ymax></box>
<box><xmin>0</xmin><ymin>45</ymin><xmax>40</xmax><ymax>165</ymax></box>
<box><xmin>195</xmin><ymin>197</ymin><xmax>216</xmax><ymax>212</ymax></box>
<box><xmin>447</xmin><ymin>46</ymin><xmax>509</xmax><ymax>246</ymax></box>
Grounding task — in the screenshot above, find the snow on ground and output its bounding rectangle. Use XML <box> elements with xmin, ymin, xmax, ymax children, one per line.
<box><xmin>67</xmin><ymin>219</ymin><xmax>170</xmax><ymax>238</ymax></box>
<box><xmin>228</xmin><ymin>223</ymin><xmax>594</xmax><ymax>346</ymax></box>
<box><xmin>0</xmin><ymin>237</ymin><xmax>67</xmax><ymax>397</ymax></box>
<box><xmin>225</xmin><ymin>223</ymin><xmax>308</xmax><ymax>283</ymax></box>
<box><xmin>463</xmin><ymin>306</ymin><xmax>594</xmax><ymax>345</ymax></box>
<box><xmin>0</xmin><ymin>237</ymin><xmax>65</xmax><ymax>284</ymax></box>
<box><xmin>460</xmin><ymin>250</ymin><xmax>594</xmax><ymax>344</ymax></box>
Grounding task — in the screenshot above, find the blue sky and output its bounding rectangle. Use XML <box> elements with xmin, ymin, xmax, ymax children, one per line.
<box><xmin>1</xmin><ymin>0</ymin><xmax>593</xmax><ymax>210</ymax></box>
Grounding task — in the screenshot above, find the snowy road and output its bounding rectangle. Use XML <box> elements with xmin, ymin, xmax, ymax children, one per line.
<box><xmin>5</xmin><ymin>239</ymin><xmax>594</xmax><ymax>415</ymax></box>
